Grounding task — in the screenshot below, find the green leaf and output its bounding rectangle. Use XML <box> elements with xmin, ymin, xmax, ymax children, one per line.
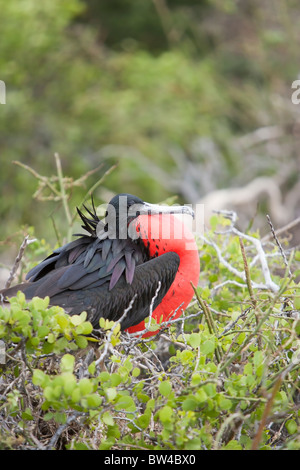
<box><xmin>115</xmin><ymin>395</ymin><xmax>136</xmax><ymax>411</ymax></box>
<box><xmin>159</xmin><ymin>405</ymin><xmax>173</xmax><ymax>423</ymax></box>
<box><xmin>209</xmin><ymin>214</ymin><xmax>219</xmax><ymax>231</ymax></box>
<box><xmin>244</xmin><ymin>362</ymin><xmax>252</xmax><ymax>375</ymax></box>
<box><xmin>253</xmin><ymin>350</ymin><xmax>264</xmax><ymax>367</ymax></box>
<box><xmin>99</xmin><ymin>372</ymin><xmax>110</xmax><ymax>382</ymax></box>
<box><xmin>75</xmin><ymin>321</ymin><xmax>93</xmax><ymax>335</ymax></box>
<box><xmin>72</xmin><ymin>443</ymin><xmax>90</xmax><ymax>450</ymax></box>
<box><xmin>32</xmin><ymin>369</ymin><xmax>49</xmax><ymax>388</ymax></box>
<box><xmin>62</xmin><ymin>373</ymin><xmax>77</xmax><ymax>395</ymax></box>
<box><xmin>88</xmin><ymin>361</ymin><xmax>96</xmax><ymax>375</ymax></box>
<box><xmin>30</xmin><ymin>337</ymin><xmax>39</xmax><ymax>347</ymax></box>
<box><xmin>195</xmin><ymin>388</ymin><xmax>207</xmax><ymax>403</ymax></box>
<box><xmin>123</xmin><ymin>358</ymin><xmax>133</xmax><ymax>372</ymax></box>
<box><xmin>55</xmin><ymin>336</ymin><xmax>69</xmax><ymax>351</ymax></box>
<box><xmin>21</xmin><ymin>407</ymin><xmax>34</xmax><ymax>421</ymax></box>
<box><xmin>86</xmin><ymin>393</ymin><xmax>102</xmax><ymax>408</ymax></box>
<box><xmin>70</xmin><ymin>311</ymin><xmax>87</xmax><ymax>326</ymax></box>
<box><xmin>102</xmin><ymin>411</ymin><xmax>114</xmax><ymax>426</ymax></box>
<box><xmin>79</xmin><ymin>378</ymin><xmax>93</xmax><ymax>396</ymax></box>
<box><xmin>159</xmin><ymin>380</ymin><xmax>172</xmax><ymax>397</ymax></box>
<box><xmin>218</xmin><ymin>395</ymin><xmax>232</xmax><ymax>411</ymax></box>
<box><xmin>294</xmin><ymin>295</ymin><xmax>300</xmax><ymax>311</ymax></box>
<box><xmin>71</xmin><ymin>388</ymin><xmax>81</xmax><ymax>403</ymax></box>
<box><xmin>106</xmin><ymin>387</ymin><xmax>117</xmax><ymax>401</ymax></box>
<box><xmin>31</xmin><ymin>296</ymin><xmax>50</xmax><ymax>311</ymax></box>
<box><xmin>99</xmin><ymin>438</ymin><xmax>115</xmax><ymax>450</ymax></box>
<box><xmin>132</xmin><ymin>367</ymin><xmax>140</xmax><ymax>377</ymax></box>
<box><xmin>286</xmin><ymin>419</ymin><xmax>298</xmax><ymax>435</ymax></box>
<box><xmin>137</xmin><ymin>412</ymin><xmax>151</xmax><ymax>429</ymax></box>
<box><xmin>37</xmin><ymin>325</ymin><xmax>50</xmax><ymax>338</ymax></box>
<box><xmin>110</xmin><ymin>373</ymin><xmax>122</xmax><ymax>387</ymax></box>
<box><xmin>201</xmin><ymin>339</ymin><xmax>215</xmax><ymax>355</ymax></box>
<box><xmin>188</xmin><ymin>333</ymin><xmax>201</xmax><ymax>349</ymax></box>
<box><xmin>223</xmin><ymin>440</ymin><xmax>243</xmax><ymax>450</ymax></box>
<box><xmin>60</xmin><ymin>354</ymin><xmax>75</xmax><ymax>373</ymax></box>
<box><xmin>75</xmin><ymin>336</ymin><xmax>88</xmax><ymax>349</ymax></box>
<box><xmin>191</xmin><ymin>373</ymin><xmax>201</xmax><ymax>386</ymax></box>
<box><xmin>137</xmin><ymin>393</ymin><xmax>150</xmax><ymax>403</ymax></box>
<box><xmin>47</xmin><ymin>333</ymin><xmax>55</xmax><ymax>344</ymax></box>
<box><xmin>182</xmin><ymin>397</ymin><xmax>198</xmax><ymax>411</ymax></box>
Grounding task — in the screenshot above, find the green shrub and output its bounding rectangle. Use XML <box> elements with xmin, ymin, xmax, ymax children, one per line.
<box><xmin>0</xmin><ymin>214</ymin><xmax>299</xmax><ymax>450</ymax></box>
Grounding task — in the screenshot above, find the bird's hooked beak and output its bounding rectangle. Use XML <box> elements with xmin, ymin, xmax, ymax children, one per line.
<box><xmin>129</xmin><ymin>202</ymin><xmax>195</xmax><ymax>219</ymax></box>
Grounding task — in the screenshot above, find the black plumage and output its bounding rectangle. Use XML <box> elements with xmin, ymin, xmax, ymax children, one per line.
<box><xmin>1</xmin><ymin>195</ymin><xmax>180</xmax><ymax>331</ymax></box>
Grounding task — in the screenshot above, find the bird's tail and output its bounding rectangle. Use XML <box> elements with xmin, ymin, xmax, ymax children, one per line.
<box><xmin>0</xmin><ymin>282</ymin><xmax>36</xmax><ymax>304</ymax></box>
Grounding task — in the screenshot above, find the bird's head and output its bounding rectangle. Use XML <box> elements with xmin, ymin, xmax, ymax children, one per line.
<box><xmin>103</xmin><ymin>193</ymin><xmax>194</xmax><ymax>240</ymax></box>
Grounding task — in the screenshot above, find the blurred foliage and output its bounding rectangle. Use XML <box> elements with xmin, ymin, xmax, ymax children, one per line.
<box><xmin>0</xmin><ymin>0</ymin><xmax>300</xmax><ymax>251</ymax></box>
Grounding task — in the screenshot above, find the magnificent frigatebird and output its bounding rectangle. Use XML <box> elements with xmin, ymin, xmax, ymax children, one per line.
<box><xmin>1</xmin><ymin>194</ymin><xmax>200</xmax><ymax>337</ymax></box>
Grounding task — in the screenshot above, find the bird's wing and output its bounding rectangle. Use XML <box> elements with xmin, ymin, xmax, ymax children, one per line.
<box><xmin>49</xmin><ymin>252</ymin><xmax>180</xmax><ymax>330</ymax></box>
<box><xmin>9</xmin><ymin>252</ymin><xmax>178</xmax><ymax>330</ymax></box>
<box><xmin>1</xmin><ymin>248</ymin><xmax>180</xmax><ymax>330</ymax></box>
<box><xmin>25</xmin><ymin>235</ymin><xmax>146</xmax><ymax>295</ymax></box>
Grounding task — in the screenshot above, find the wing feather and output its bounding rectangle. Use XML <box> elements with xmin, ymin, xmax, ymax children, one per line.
<box><xmin>49</xmin><ymin>252</ymin><xmax>180</xmax><ymax>330</ymax></box>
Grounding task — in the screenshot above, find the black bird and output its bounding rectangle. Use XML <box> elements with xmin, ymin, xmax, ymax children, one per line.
<box><xmin>1</xmin><ymin>194</ymin><xmax>200</xmax><ymax>336</ymax></box>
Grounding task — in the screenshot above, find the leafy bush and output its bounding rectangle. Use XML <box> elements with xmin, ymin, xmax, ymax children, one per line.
<box><xmin>0</xmin><ymin>211</ymin><xmax>299</xmax><ymax>450</ymax></box>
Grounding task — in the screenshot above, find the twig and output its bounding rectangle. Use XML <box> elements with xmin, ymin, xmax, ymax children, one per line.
<box><xmin>239</xmin><ymin>238</ymin><xmax>262</xmax><ymax>349</ymax></box>
<box><xmin>239</xmin><ymin>238</ymin><xmax>257</xmax><ymax>309</ymax></box>
<box><xmin>262</xmin><ymin>216</ymin><xmax>300</xmax><ymax>243</ymax></box>
<box><xmin>95</xmin><ymin>295</ymin><xmax>137</xmax><ymax>366</ymax></box>
<box><xmin>218</xmin><ymin>280</ymin><xmax>288</xmax><ymax>373</ymax></box>
<box><xmin>147</xmin><ymin>281</ymin><xmax>161</xmax><ymax>330</ymax></box>
<box><xmin>200</xmin><ymin>234</ymin><xmax>251</xmax><ymax>284</ymax></box>
<box><xmin>54</xmin><ymin>153</ymin><xmax>73</xmax><ymax>242</ymax></box>
<box><xmin>127</xmin><ymin>283</ymin><xmax>162</xmax><ymax>341</ymax></box>
<box><xmin>5</xmin><ymin>235</ymin><xmax>36</xmax><ymax>288</ymax></box>
<box><xmin>200</xmin><ymin>216</ymin><xmax>280</xmax><ymax>292</ymax></box>
<box><xmin>212</xmin><ymin>279</ymin><xmax>249</xmax><ymax>292</ymax></box>
<box><xmin>218</xmin><ymin>307</ymin><xmax>251</xmax><ymax>338</ymax></box>
<box><xmin>191</xmin><ymin>283</ymin><xmax>225</xmax><ymax>368</ymax></box>
<box><xmin>266</xmin><ymin>214</ymin><xmax>292</xmax><ymax>277</ymax></box>
<box><xmin>251</xmin><ymin>372</ymin><xmax>284</xmax><ymax>450</ymax></box>
<box><xmin>233</xmin><ymin>227</ymin><xmax>280</xmax><ymax>293</ymax></box>
<box><xmin>13</xmin><ymin>160</ymin><xmax>61</xmax><ymax>198</ymax></box>
<box><xmin>159</xmin><ymin>333</ymin><xmax>191</xmax><ymax>350</ymax></box>
<box><xmin>45</xmin><ymin>411</ymin><xmax>85</xmax><ymax>450</ymax></box>
<box><xmin>76</xmin><ymin>164</ymin><xmax>117</xmax><ymax>213</ymax></box>
<box><xmin>213</xmin><ymin>412</ymin><xmax>247</xmax><ymax>450</ymax></box>
<box><xmin>72</xmin><ymin>163</ymin><xmax>104</xmax><ymax>187</ymax></box>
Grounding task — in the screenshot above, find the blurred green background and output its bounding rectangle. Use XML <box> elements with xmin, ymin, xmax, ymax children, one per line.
<box><xmin>0</xmin><ymin>0</ymin><xmax>300</xmax><ymax>260</ymax></box>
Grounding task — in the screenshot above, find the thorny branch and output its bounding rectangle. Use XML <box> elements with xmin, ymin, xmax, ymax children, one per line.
<box><xmin>266</xmin><ymin>214</ymin><xmax>293</xmax><ymax>277</ymax></box>
<box><xmin>4</xmin><ymin>236</ymin><xmax>36</xmax><ymax>289</ymax></box>
<box><xmin>200</xmin><ymin>210</ymin><xmax>280</xmax><ymax>293</ymax></box>
<box><xmin>95</xmin><ymin>294</ymin><xmax>138</xmax><ymax>367</ymax></box>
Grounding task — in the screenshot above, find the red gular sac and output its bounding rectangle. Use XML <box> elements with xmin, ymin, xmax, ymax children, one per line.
<box><xmin>126</xmin><ymin>213</ymin><xmax>200</xmax><ymax>337</ymax></box>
